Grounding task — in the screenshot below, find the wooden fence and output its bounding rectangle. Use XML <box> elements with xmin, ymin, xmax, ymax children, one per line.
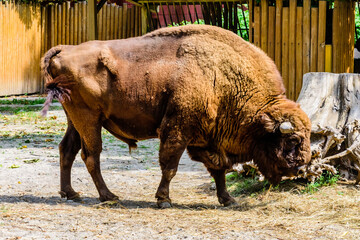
<box><xmin>0</xmin><ymin>1</ymin><xmax>144</xmax><ymax>96</ymax></box>
<box><xmin>248</xmin><ymin>0</ymin><xmax>355</xmax><ymax>101</ymax></box>
<box><xmin>0</xmin><ymin>1</ymin><xmax>42</xmax><ymax>96</ymax></box>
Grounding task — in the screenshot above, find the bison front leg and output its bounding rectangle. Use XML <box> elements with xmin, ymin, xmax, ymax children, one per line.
<box><xmin>155</xmin><ymin>127</ymin><xmax>189</xmax><ymax>208</ymax></box>
<box><xmin>207</xmin><ymin>168</ymin><xmax>237</xmax><ymax>207</ymax></box>
<box><xmin>59</xmin><ymin>121</ymin><xmax>81</xmax><ymax>200</ymax></box>
<box><xmin>187</xmin><ymin>146</ymin><xmax>237</xmax><ymax>206</ymax></box>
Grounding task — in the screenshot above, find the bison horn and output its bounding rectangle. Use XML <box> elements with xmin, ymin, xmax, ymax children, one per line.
<box><xmin>279</xmin><ymin>121</ymin><xmax>294</xmax><ymax>134</ymax></box>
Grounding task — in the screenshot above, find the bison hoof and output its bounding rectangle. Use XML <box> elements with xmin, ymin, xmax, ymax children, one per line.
<box><xmin>157</xmin><ymin>201</ymin><xmax>172</xmax><ymax>209</ymax></box>
<box><xmin>59</xmin><ymin>191</ymin><xmax>81</xmax><ymax>201</ymax></box>
<box><xmin>99</xmin><ymin>194</ymin><xmax>119</xmax><ymax>202</ymax></box>
<box><xmin>223</xmin><ymin>200</ymin><xmax>238</xmax><ymax>207</ymax></box>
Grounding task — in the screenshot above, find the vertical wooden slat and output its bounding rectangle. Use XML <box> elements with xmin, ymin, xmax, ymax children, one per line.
<box><xmin>275</xmin><ymin>0</ymin><xmax>283</xmax><ymax>71</ymax></box>
<box><xmin>78</xmin><ymin>3</ymin><xmax>82</xmax><ymax>44</ymax></box>
<box><xmin>134</xmin><ymin>6</ymin><xmax>139</xmax><ymax>37</ymax></box>
<box><xmin>87</xmin><ymin>0</ymin><xmax>97</xmax><ymax>40</ymax></box>
<box><xmin>141</xmin><ymin>6</ymin><xmax>147</xmax><ymax>35</ymax></box>
<box><xmin>254</xmin><ymin>6</ymin><xmax>260</xmax><ymax>47</ymax></box>
<box><xmin>66</xmin><ymin>2</ymin><xmax>70</xmax><ymax>45</ymax></box>
<box><xmin>260</xmin><ymin>0</ymin><xmax>268</xmax><ymax>53</ymax></box>
<box><xmin>57</xmin><ymin>4</ymin><xmax>62</xmax><ymax>44</ymax></box>
<box><xmin>325</xmin><ymin>45</ymin><xmax>332</xmax><ymax>72</ymax></box>
<box><xmin>282</xmin><ymin>7</ymin><xmax>289</xmax><ymax>97</ymax></box>
<box><xmin>129</xmin><ymin>5</ymin><xmax>134</xmax><ymax>37</ymax></box>
<box><xmin>122</xmin><ymin>3</ymin><xmax>128</xmax><ymax>38</ymax></box>
<box><xmin>119</xmin><ymin>6</ymin><xmax>123</xmax><ymax>39</ymax></box>
<box><xmin>98</xmin><ymin>7</ymin><xmax>103</xmax><ymax>40</ymax></box>
<box><xmin>74</xmin><ymin>3</ymin><xmax>79</xmax><ymax>44</ymax></box>
<box><xmin>332</xmin><ymin>0</ymin><xmax>340</xmax><ymax>73</ymax></box>
<box><xmin>54</xmin><ymin>4</ymin><xmax>58</xmax><ymax>46</ymax></box>
<box><xmin>70</xmin><ymin>5</ymin><xmax>74</xmax><ymax>44</ymax></box>
<box><xmin>317</xmin><ymin>1</ymin><xmax>326</xmax><ymax>72</ymax></box>
<box><xmin>61</xmin><ymin>2</ymin><xmax>66</xmax><ymax>45</ymax></box>
<box><xmin>295</xmin><ymin>7</ymin><xmax>303</xmax><ymax>100</ymax></box>
<box><xmin>303</xmin><ymin>0</ymin><xmax>311</xmax><ymax>74</ymax></box>
<box><xmin>248</xmin><ymin>0</ymin><xmax>253</xmax><ymax>43</ymax></box>
<box><xmin>268</xmin><ymin>6</ymin><xmax>275</xmax><ymax>60</ymax></box>
<box><xmin>350</xmin><ymin>1</ymin><xmax>355</xmax><ymax>73</ymax></box>
<box><xmin>310</xmin><ymin>7</ymin><xmax>318</xmax><ymax>72</ymax></box>
<box><xmin>288</xmin><ymin>0</ymin><xmax>296</xmax><ymax>100</ymax></box>
<box><xmin>106</xmin><ymin>4</ymin><xmax>111</xmax><ymax>40</ymax></box>
<box><xmin>41</xmin><ymin>5</ymin><xmax>46</xmax><ymax>55</ymax></box>
<box><xmin>127</xmin><ymin>5</ymin><xmax>131</xmax><ymax>38</ymax></box>
<box><xmin>110</xmin><ymin>4</ymin><xmax>115</xmax><ymax>40</ymax></box>
<box><xmin>82</xmin><ymin>2</ymin><xmax>87</xmax><ymax>42</ymax></box>
<box><xmin>114</xmin><ymin>6</ymin><xmax>119</xmax><ymax>39</ymax></box>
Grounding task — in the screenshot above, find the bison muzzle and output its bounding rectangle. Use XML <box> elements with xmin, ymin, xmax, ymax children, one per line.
<box><xmin>41</xmin><ymin>25</ymin><xmax>311</xmax><ymax>208</ymax></box>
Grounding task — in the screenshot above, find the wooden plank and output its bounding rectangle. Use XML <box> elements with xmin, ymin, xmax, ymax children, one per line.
<box><xmin>295</xmin><ymin>7</ymin><xmax>303</xmax><ymax>100</ymax></box>
<box><xmin>325</xmin><ymin>44</ymin><xmax>332</xmax><ymax>72</ymax></box>
<box><xmin>82</xmin><ymin>2</ymin><xmax>87</xmax><ymax>42</ymax></box>
<box><xmin>119</xmin><ymin>7</ymin><xmax>123</xmax><ymax>39</ymax></box>
<box><xmin>78</xmin><ymin>3</ymin><xmax>82</xmax><ymax>44</ymax></box>
<box><xmin>253</xmin><ymin>6</ymin><xmax>260</xmax><ymax>47</ymax></box>
<box><xmin>288</xmin><ymin>0</ymin><xmax>296</xmax><ymax>100</ymax></box>
<box><xmin>127</xmin><ymin>5</ymin><xmax>131</xmax><ymax>38</ymax></box>
<box><xmin>106</xmin><ymin>4</ymin><xmax>111</xmax><ymax>40</ymax></box>
<box><xmin>317</xmin><ymin>1</ymin><xmax>326</xmax><ymax>72</ymax></box>
<box><xmin>66</xmin><ymin>2</ymin><xmax>70</xmax><ymax>45</ymax></box>
<box><xmin>70</xmin><ymin>6</ymin><xmax>74</xmax><ymax>44</ymax></box>
<box><xmin>275</xmin><ymin>0</ymin><xmax>282</xmax><ymax>71</ymax></box>
<box><xmin>87</xmin><ymin>0</ymin><xmax>97</xmax><ymax>40</ymax></box>
<box><xmin>248</xmin><ymin>0</ymin><xmax>253</xmax><ymax>43</ymax></box>
<box><xmin>110</xmin><ymin>4</ymin><xmax>115</xmax><ymax>39</ymax></box>
<box><xmin>302</xmin><ymin>0</ymin><xmax>310</xmax><ymax>74</ymax></box>
<box><xmin>122</xmin><ymin>3</ymin><xmax>128</xmax><ymax>38</ymax></box>
<box><xmin>282</xmin><ymin>7</ymin><xmax>289</xmax><ymax>98</ymax></box>
<box><xmin>134</xmin><ymin>6</ymin><xmax>139</xmax><ymax>37</ymax></box>
<box><xmin>54</xmin><ymin>4</ymin><xmax>58</xmax><ymax>46</ymax></box>
<box><xmin>332</xmin><ymin>0</ymin><xmax>340</xmax><ymax>73</ymax></box>
<box><xmin>98</xmin><ymin>6</ymin><xmax>103</xmax><ymax>40</ymax></box>
<box><xmin>260</xmin><ymin>0</ymin><xmax>268</xmax><ymax>53</ymax></box>
<box><xmin>141</xmin><ymin>6</ymin><xmax>147</xmax><ymax>35</ymax></box>
<box><xmin>268</xmin><ymin>6</ymin><xmax>275</xmax><ymax>60</ymax></box>
<box><xmin>57</xmin><ymin>4</ymin><xmax>62</xmax><ymax>44</ymax></box>
<box><xmin>74</xmin><ymin>3</ymin><xmax>79</xmax><ymax>44</ymax></box>
<box><xmin>61</xmin><ymin>2</ymin><xmax>66</xmax><ymax>45</ymax></box>
<box><xmin>130</xmin><ymin>5</ymin><xmax>135</xmax><ymax>38</ymax></box>
<box><xmin>310</xmin><ymin>7</ymin><xmax>318</xmax><ymax>72</ymax></box>
<box><xmin>114</xmin><ymin>6</ymin><xmax>119</xmax><ymax>39</ymax></box>
<box><xmin>350</xmin><ymin>1</ymin><xmax>355</xmax><ymax>73</ymax></box>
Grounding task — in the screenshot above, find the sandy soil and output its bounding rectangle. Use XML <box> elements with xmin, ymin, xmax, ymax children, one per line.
<box><xmin>1</xmin><ymin>101</ymin><xmax>360</xmax><ymax>239</ymax></box>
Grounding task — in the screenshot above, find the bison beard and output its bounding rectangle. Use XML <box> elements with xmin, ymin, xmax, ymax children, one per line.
<box><xmin>41</xmin><ymin>25</ymin><xmax>311</xmax><ymax>208</ymax></box>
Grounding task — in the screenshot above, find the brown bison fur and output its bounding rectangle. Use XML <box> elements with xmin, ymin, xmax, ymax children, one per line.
<box><xmin>41</xmin><ymin>25</ymin><xmax>311</xmax><ymax>207</ymax></box>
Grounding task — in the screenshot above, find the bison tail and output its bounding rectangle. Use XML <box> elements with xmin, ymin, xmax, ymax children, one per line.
<box><xmin>41</xmin><ymin>75</ymin><xmax>73</xmax><ymax>117</ymax></box>
<box><xmin>41</xmin><ymin>46</ymin><xmax>74</xmax><ymax>117</ymax></box>
<box><xmin>41</xmin><ymin>45</ymin><xmax>63</xmax><ymax>84</ymax></box>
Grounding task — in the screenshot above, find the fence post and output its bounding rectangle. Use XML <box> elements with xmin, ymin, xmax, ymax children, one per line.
<box><xmin>87</xmin><ymin>0</ymin><xmax>97</xmax><ymax>40</ymax></box>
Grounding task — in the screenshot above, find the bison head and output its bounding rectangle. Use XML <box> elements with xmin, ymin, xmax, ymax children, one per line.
<box><xmin>252</xmin><ymin>101</ymin><xmax>311</xmax><ymax>184</ymax></box>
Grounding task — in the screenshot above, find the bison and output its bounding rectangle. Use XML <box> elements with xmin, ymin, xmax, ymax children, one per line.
<box><xmin>41</xmin><ymin>25</ymin><xmax>311</xmax><ymax>208</ymax></box>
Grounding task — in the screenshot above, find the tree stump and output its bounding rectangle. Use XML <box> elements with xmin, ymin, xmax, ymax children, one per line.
<box><xmin>233</xmin><ymin>73</ymin><xmax>360</xmax><ymax>183</ymax></box>
<box><xmin>297</xmin><ymin>72</ymin><xmax>360</xmax><ymax>182</ymax></box>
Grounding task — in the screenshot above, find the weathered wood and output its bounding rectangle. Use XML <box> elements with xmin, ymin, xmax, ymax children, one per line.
<box><xmin>332</xmin><ymin>0</ymin><xmax>340</xmax><ymax>73</ymax></box>
<box><xmin>310</xmin><ymin>7</ymin><xmax>318</xmax><ymax>72</ymax></box>
<box><xmin>297</xmin><ymin>73</ymin><xmax>360</xmax><ymax>182</ymax></box>
<box><xmin>267</xmin><ymin>6</ymin><xmax>275</xmax><ymax>60</ymax></box>
<box><xmin>275</xmin><ymin>0</ymin><xmax>282</xmax><ymax>72</ymax></box>
<box><xmin>288</xmin><ymin>0</ymin><xmax>296</xmax><ymax>100</ymax></box>
<box><xmin>317</xmin><ymin>1</ymin><xmax>326</xmax><ymax>72</ymax></box>
<box><xmin>260</xmin><ymin>0</ymin><xmax>268</xmax><ymax>53</ymax></box>
<box><xmin>302</xmin><ymin>0</ymin><xmax>310</xmax><ymax>75</ymax></box>
<box><xmin>87</xmin><ymin>0</ymin><xmax>97</xmax><ymax>40</ymax></box>
<box><xmin>295</xmin><ymin>7</ymin><xmax>303</xmax><ymax>100</ymax></box>
<box><xmin>282</xmin><ymin>7</ymin><xmax>289</xmax><ymax>98</ymax></box>
<box><xmin>254</xmin><ymin>6</ymin><xmax>260</xmax><ymax>47</ymax></box>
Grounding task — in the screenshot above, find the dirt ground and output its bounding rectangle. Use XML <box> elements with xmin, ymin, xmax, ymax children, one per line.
<box><xmin>1</xmin><ymin>98</ymin><xmax>360</xmax><ymax>239</ymax></box>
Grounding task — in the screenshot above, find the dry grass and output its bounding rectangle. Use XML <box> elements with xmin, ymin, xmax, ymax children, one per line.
<box><xmin>1</xmin><ymin>97</ymin><xmax>360</xmax><ymax>239</ymax></box>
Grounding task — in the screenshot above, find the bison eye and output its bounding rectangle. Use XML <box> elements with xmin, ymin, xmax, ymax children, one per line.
<box><xmin>284</xmin><ymin>135</ymin><xmax>301</xmax><ymax>150</ymax></box>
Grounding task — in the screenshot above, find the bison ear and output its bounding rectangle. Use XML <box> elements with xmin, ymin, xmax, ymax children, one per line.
<box><xmin>259</xmin><ymin>113</ymin><xmax>276</xmax><ymax>133</ymax></box>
